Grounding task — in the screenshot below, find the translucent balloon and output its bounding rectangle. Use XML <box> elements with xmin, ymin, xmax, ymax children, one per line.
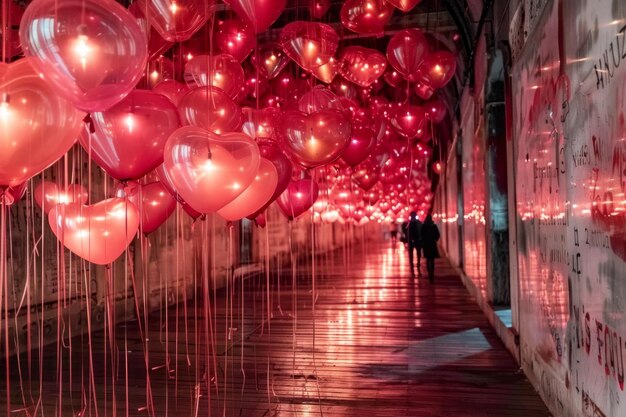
<box><xmin>48</xmin><ymin>198</ymin><xmax>139</xmax><ymax>265</ymax></box>
<box><xmin>163</xmin><ymin>127</ymin><xmax>261</xmax><ymax>213</ymax></box>
<box><xmin>241</xmin><ymin>107</ymin><xmax>281</xmax><ymax>139</ymax></box>
<box><xmin>129</xmin><ymin>2</ymin><xmax>174</xmax><ymax>60</ymax></box>
<box><xmin>340</xmin><ymin>126</ymin><xmax>377</xmax><ymax>167</ymax></box>
<box><xmin>386</xmin><ymin>29</ymin><xmax>429</xmax><ymax>77</ymax></box>
<box><xmin>218</xmin><ymin>158</ymin><xmax>278</xmax><ymax>221</ymax></box>
<box><xmin>338</xmin><ymin>46</ymin><xmax>387</xmax><ymax>88</ymax></box>
<box><xmin>310</xmin><ymin>57</ymin><xmax>338</xmax><ymax>84</ymax></box>
<box><xmin>418</xmin><ymin>51</ymin><xmax>457</xmax><ymax>89</ymax></box>
<box><xmin>0</xmin><ymin>58</ymin><xmax>83</xmax><ymax>187</ymax></box>
<box><xmin>184</xmin><ymin>54</ymin><xmax>245</xmax><ymax>100</ymax></box>
<box><xmin>298</xmin><ymin>86</ymin><xmax>344</xmax><ymax>114</ymax></box>
<box><xmin>34</xmin><ymin>181</ymin><xmax>89</xmax><ymax>214</ymax></box>
<box><xmin>386</xmin><ymin>0</ymin><xmax>423</xmax><ymax>12</ymax></box>
<box><xmin>178</xmin><ymin>86</ymin><xmax>242</xmax><ymax>134</ymax></box>
<box><xmin>279</xmin><ymin>21</ymin><xmax>339</xmax><ymax>71</ymax></box>
<box><xmin>127</xmin><ymin>181</ymin><xmax>177</xmax><ymax>234</ymax></box>
<box><xmin>215</xmin><ymin>20</ymin><xmax>255</xmax><ymax>62</ymax></box>
<box><xmin>134</xmin><ymin>0</ymin><xmax>215</xmax><ymax>42</ymax></box>
<box><xmin>251</xmin><ymin>43</ymin><xmax>290</xmax><ymax>80</ymax></box>
<box><xmin>390</xmin><ymin>104</ymin><xmax>427</xmax><ymax>138</ymax></box>
<box><xmin>20</xmin><ymin>0</ymin><xmax>148</xmax><ymax>112</ymax></box>
<box><xmin>277</xmin><ymin>178</ymin><xmax>320</xmax><ymax>220</ymax></box>
<box><xmin>340</xmin><ymin>0</ymin><xmax>394</xmax><ymax>35</ymax></box>
<box><xmin>223</xmin><ymin>0</ymin><xmax>286</xmax><ymax>33</ymax></box>
<box><xmin>80</xmin><ymin>90</ymin><xmax>181</xmax><ymax>181</ymax></box>
<box><xmin>310</xmin><ymin>0</ymin><xmax>331</xmax><ymax>18</ymax></box>
<box><xmin>153</xmin><ymin>80</ymin><xmax>190</xmax><ymax>106</ymax></box>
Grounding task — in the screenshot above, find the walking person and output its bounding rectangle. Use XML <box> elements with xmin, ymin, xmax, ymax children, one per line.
<box><xmin>421</xmin><ymin>214</ymin><xmax>441</xmax><ymax>283</ymax></box>
<box><xmin>402</xmin><ymin>212</ymin><xmax>422</xmax><ymax>277</ymax></box>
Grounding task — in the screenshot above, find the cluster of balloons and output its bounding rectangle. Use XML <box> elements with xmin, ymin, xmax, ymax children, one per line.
<box><xmin>0</xmin><ymin>0</ymin><xmax>456</xmax><ymax>264</ymax></box>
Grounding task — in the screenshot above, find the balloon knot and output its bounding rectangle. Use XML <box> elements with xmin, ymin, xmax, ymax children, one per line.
<box><xmin>83</xmin><ymin>113</ymin><xmax>96</xmax><ymax>134</ymax></box>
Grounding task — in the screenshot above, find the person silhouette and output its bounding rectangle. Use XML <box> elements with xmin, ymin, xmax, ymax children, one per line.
<box><xmin>402</xmin><ymin>211</ymin><xmax>422</xmax><ymax>277</ymax></box>
<box><xmin>421</xmin><ymin>214</ymin><xmax>441</xmax><ymax>282</ymax></box>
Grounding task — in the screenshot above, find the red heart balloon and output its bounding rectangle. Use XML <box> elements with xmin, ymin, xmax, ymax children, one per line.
<box><xmin>129</xmin><ymin>3</ymin><xmax>174</xmax><ymax>60</ymax></box>
<box><xmin>127</xmin><ymin>181</ymin><xmax>177</xmax><ymax>234</ymax></box>
<box><xmin>277</xmin><ymin>178</ymin><xmax>319</xmax><ymax>220</ymax></box>
<box><xmin>386</xmin><ymin>0</ymin><xmax>423</xmax><ymax>12</ymax></box>
<box><xmin>153</xmin><ymin>80</ymin><xmax>190</xmax><ymax>106</ymax></box>
<box><xmin>0</xmin><ymin>58</ymin><xmax>83</xmax><ymax>187</ymax></box>
<box><xmin>251</xmin><ymin>43</ymin><xmax>290</xmax><ymax>80</ymax></box>
<box><xmin>271</xmin><ymin>72</ymin><xmax>310</xmax><ymax>110</ymax></box>
<box><xmin>386</xmin><ymin>29</ymin><xmax>429</xmax><ymax>77</ymax></box>
<box><xmin>278</xmin><ymin>109</ymin><xmax>352</xmax><ymax>168</ymax></box>
<box><xmin>252</xmin><ymin>213</ymin><xmax>266</xmax><ymax>228</ymax></box>
<box><xmin>80</xmin><ymin>90</ymin><xmax>181</xmax><ymax>181</ymax></box>
<box><xmin>310</xmin><ymin>57</ymin><xmax>338</xmax><ymax>84</ymax></box>
<box><xmin>352</xmin><ymin>160</ymin><xmax>380</xmax><ymax>191</ymax></box>
<box><xmin>383</xmin><ymin>68</ymin><xmax>408</xmax><ymax>88</ymax></box>
<box><xmin>179</xmin><ymin>86</ymin><xmax>242</xmax><ymax>134</ymax></box>
<box><xmin>310</xmin><ymin>0</ymin><xmax>331</xmax><ymax>18</ymax></box>
<box><xmin>145</xmin><ymin>56</ymin><xmax>175</xmax><ymax>89</ymax></box>
<box><xmin>48</xmin><ymin>198</ymin><xmax>139</xmax><ymax>265</ymax></box>
<box><xmin>241</xmin><ymin>107</ymin><xmax>281</xmax><ymax>140</ymax></box>
<box><xmin>224</xmin><ymin>0</ymin><xmax>286</xmax><ymax>33</ymax></box>
<box><xmin>298</xmin><ymin>86</ymin><xmax>343</xmax><ymax>114</ymax></box>
<box><xmin>390</xmin><ymin>105</ymin><xmax>427</xmax><ymax>138</ymax></box>
<box><xmin>417</xmin><ymin>50</ymin><xmax>457</xmax><ymax>89</ymax></box>
<box><xmin>341</xmin><ymin>126</ymin><xmax>377</xmax><ymax>167</ymax></box>
<box><xmin>338</xmin><ymin>46</ymin><xmax>387</xmax><ymax>88</ymax></box>
<box><xmin>184</xmin><ymin>54</ymin><xmax>245</xmax><ymax>100</ymax></box>
<box><xmin>257</xmin><ymin>140</ymin><xmax>293</xmax><ymax>205</ymax></box>
<box><xmin>34</xmin><ymin>181</ymin><xmax>89</xmax><ymax>214</ymax></box>
<box><xmin>340</xmin><ymin>0</ymin><xmax>394</xmax><ymax>35</ymax></box>
<box><xmin>426</xmin><ymin>99</ymin><xmax>447</xmax><ymax>123</ymax></box>
<box><xmin>20</xmin><ymin>0</ymin><xmax>148</xmax><ymax>112</ymax></box>
<box><xmin>218</xmin><ymin>158</ymin><xmax>278</xmax><ymax>221</ymax></box>
<box><xmin>414</xmin><ymin>79</ymin><xmax>435</xmax><ymax>100</ymax></box>
<box><xmin>135</xmin><ymin>0</ymin><xmax>214</xmax><ymax>42</ymax></box>
<box><xmin>163</xmin><ymin>127</ymin><xmax>261</xmax><ymax>213</ymax></box>
<box><xmin>279</xmin><ymin>21</ymin><xmax>339</xmax><ymax>71</ymax></box>
<box><xmin>215</xmin><ymin>20</ymin><xmax>255</xmax><ymax>62</ymax></box>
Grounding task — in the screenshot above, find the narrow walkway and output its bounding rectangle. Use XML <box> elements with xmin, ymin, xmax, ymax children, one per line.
<box><xmin>4</xmin><ymin>242</ymin><xmax>551</xmax><ymax>417</ymax></box>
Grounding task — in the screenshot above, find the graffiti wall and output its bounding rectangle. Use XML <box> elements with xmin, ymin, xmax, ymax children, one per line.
<box><xmin>511</xmin><ymin>0</ymin><xmax>626</xmax><ymax>415</ymax></box>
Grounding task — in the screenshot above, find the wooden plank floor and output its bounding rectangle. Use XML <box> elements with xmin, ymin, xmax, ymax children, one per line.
<box><xmin>1</xmin><ymin>242</ymin><xmax>551</xmax><ymax>416</ymax></box>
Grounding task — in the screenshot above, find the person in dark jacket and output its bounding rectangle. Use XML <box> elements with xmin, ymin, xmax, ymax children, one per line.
<box><xmin>421</xmin><ymin>214</ymin><xmax>440</xmax><ymax>282</ymax></box>
<box><xmin>402</xmin><ymin>211</ymin><xmax>422</xmax><ymax>277</ymax></box>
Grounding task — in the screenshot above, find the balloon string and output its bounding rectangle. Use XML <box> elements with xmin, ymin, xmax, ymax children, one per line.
<box><xmin>310</xmin><ymin>204</ymin><xmax>324</xmax><ymax>417</ymax></box>
<box><xmin>288</xmin><ymin>220</ymin><xmax>296</xmax><ymax>399</ymax></box>
<box><xmin>1</xmin><ymin>202</ymin><xmax>9</xmax><ymax>415</ymax></box>
<box><xmin>264</xmin><ymin>221</ymin><xmax>272</xmax><ymax>407</ymax></box>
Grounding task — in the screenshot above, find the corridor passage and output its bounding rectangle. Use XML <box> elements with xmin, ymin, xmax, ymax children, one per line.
<box><xmin>8</xmin><ymin>242</ymin><xmax>550</xmax><ymax>417</ymax></box>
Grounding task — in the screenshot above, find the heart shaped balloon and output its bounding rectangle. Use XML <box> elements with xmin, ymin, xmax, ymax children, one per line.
<box><xmin>134</xmin><ymin>0</ymin><xmax>214</xmax><ymax>42</ymax></box>
<box><xmin>145</xmin><ymin>56</ymin><xmax>175</xmax><ymax>89</ymax></box>
<box><xmin>20</xmin><ymin>0</ymin><xmax>148</xmax><ymax>112</ymax></box>
<box><xmin>338</xmin><ymin>46</ymin><xmax>387</xmax><ymax>88</ymax></box>
<box><xmin>80</xmin><ymin>90</ymin><xmax>181</xmax><ymax>181</ymax></box>
<box><xmin>280</xmin><ymin>21</ymin><xmax>339</xmax><ymax>71</ymax></box>
<box><xmin>128</xmin><ymin>2</ymin><xmax>174</xmax><ymax>60</ymax></box>
<box><xmin>426</xmin><ymin>99</ymin><xmax>447</xmax><ymax>123</ymax></box>
<box><xmin>417</xmin><ymin>50</ymin><xmax>457</xmax><ymax>88</ymax></box>
<box><xmin>127</xmin><ymin>182</ymin><xmax>177</xmax><ymax>234</ymax></box>
<box><xmin>278</xmin><ymin>109</ymin><xmax>352</xmax><ymax>168</ymax></box>
<box><xmin>251</xmin><ymin>43</ymin><xmax>290</xmax><ymax>80</ymax></box>
<box><xmin>0</xmin><ymin>58</ymin><xmax>83</xmax><ymax>187</ymax></box>
<box><xmin>352</xmin><ymin>161</ymin><xmax>380</xmax><ymax>191</ymax></box>
<box><xmin>390</xmin><ymin>105</ymin><xmax>427</xmax><ymax>138</ymax></box>
<box><xmin>386</xmin><ymin>29</ymin><xmax>429</xmax><ymax>77</ymax></box>
<box><xmin>298</xmin><ymin>86</ymin><xmax>343</xmax><ymax>114</ymax></box>
<box><xmin>34</xmin><ymin>181</ymin><xmax>89</xmax><ymax>214</ymax></box>
<box><xmin>414</xmin><ymin>79</ymin><xmax>435</xmax><ymax>100</ymax></box>
<box><xmin>310</xmin><ymin>0</ymin><xmax>331</xmax><ymax>18</ymax></box>
<box><xmin>241</xmin><ymin>107</ymin><xmax>281</xmax><ymax>139</ymax></box>
<box><xmin>184</xmin><ymin>54</ymin><xmax>245</xmax><ymax>100</ymax></box>
<box><xmin>215</xmin><ymin>20</ymin><xmax>255</xmax><ymax>62</ymax></box>
<box><xmin>153</xmin><ymin>80</ymin><xmax>190</xmax><ymax>106</ymax></box>
<box><xmin>386</xmin><ymin>0</ymin><xmax>423</xmax><ymax>12</ymax></box>
<box><xmin>179</xmin><ymin>87</ymin><xmax>242</xmax><ymax>134</ymax></box>
<box><xmin>340</xmin><ymin>0</ymin><xmax>394</xmax><ymax>35</ymax></box>
<box><xmin>340</xmin><ymin>127</ymin><xmax>377</xmax><ymax>167</ymax></box>
<box><xmin>310</xmin><ymin>57</ymin><xmax>338</xmax><ymax>84</ymax></box>
<box><xmin>163</xmin><ymin>127</ymin><xmax>260</xmax><ymax>213</ymax></box>
<box><xmin>218</xmin><ymin>158</ymin><xmax>278</xmax><ymax>221</ymax></box>
<box><xmin>277</xmin><ymin>178</ymin><xmax>320</xmax><ymax>220</ymax></box>
<box><xmin>48</xmin><ymin>198</ymin><xmax>139</xmax><ymax>265</ymax></box>
<box><xmin>224</xmin><ymin>0</ymin><xmax>286</xmax><ymax>33</ymax></box>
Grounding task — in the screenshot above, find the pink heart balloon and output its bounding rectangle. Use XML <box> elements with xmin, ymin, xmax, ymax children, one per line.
<box><xmin>129</xmin><ymin>3</ymin><xmax>174</xmax><ymax>60</ymax></box>
<box><xmin>224</xmin><ymin>0</ymin><xmax>286</xmax><ymax>33</ymax></box>
<box><xmin>426</xmin><ymin>99</ymin><xmax>447</xmax><ymax>123</ymax></box>
<box><xmin>417</xmin><ymin>50</ymin><xmax>457</xmax><ymax>89</ymax></box>
<box><xmin>251</xmin><ymin>43</ymin><xmax>290</xmax><ymax>80</ymax></box>
<box><xmin>79</xmin><ymin>90</ymin><xmax>181</xmax><ymax>181</ymax></box>
<box><xmin>277</xmin><ymin>178</ymin><xmax>320</xmax><ymax>220</ymax></box>
<box><xmin>340</xmin><ymin>127</ymin><xmax>377</xmax><ymax>167</ymax></box>
<box><xmin>383</xmin><ymin>68</ymin><xmax>407</xmax><ymax>88</ymax></box>
<box><xmin>34</xmin><ymin>181</ymin><xmax>89</xmax><ymax>214</ymax></box>
<box><xmin>298</xmin><ymin>86</ymin><xmax>343</xmax><ymax>114</ymax></box>
<box><xmin>338</xmin><ymin>46</ymin><xmax>387</xmax><ymax>88</ymax></box>
<box><xmin>386</xmin><ymin>29</ymin><xmax>429</xmax><ymax>77</ymax></box>
<box><xmin>353</xmin><ymin>161</ymin><xmax>380</xmax><ymax>191</ymax></box>
<box><xmin>218</xmin><ymin>158</ymin><xmax>278</xmax><ymax>221</ymax></box>
<box><xmin>241</xmin><ymin>107</ymin><xmax>281</xmax><ymax>139</ymax></box>
<box><xmin>48</xmin><ymin>198</ymin><xmax>139</xmax><ymax>265</ymax></box>
<box><xmin>153</xmin><ymin>80</ymin><xmax>190</xmax><ymax>106</ymax></box>
<box><xmin>215</xmin><ymin>20</ymin><xmax>255</xmax><ymax>62</ymax></box>
<box><xmin>279</xmin><ymin>21</ymin><xmax>339</xmax><ymax>71</ymax></box>
<box><xmin>277</xmin><ymin>109</ymin><xmax>352</xmax><ymax>168</ymax></box>
<box><xmin>127</xmin><ymin>182</ymin><xmax>177</xmax><ymax>234</ymax></box>
<box><xmin>0</xmin><ymin>58</ymin><xmax>83</xmax><ymax>187</ymax></box>
<box><xmin>163</xmin><ymin>127</ymin><xmax>261</xmax><ymax>213</ymax></box>
<box><xmin>310</xmin><ymin>57</ymin><xmax>338</xmax><ymax>84</ymax></box>
<box><xmin>179</xmin><ymin>86</ymin><xmax>242</xmax><ymax>134</ymax></box>
<box><xmin>310</xmin><ymin>0</ymin><xmax>331</xmax><ymax>19</ymax></box>
<box><xmin>340</xmin><ymin>0</ymin><xmax>394</xmax><ymax>35</ymax></box>
<box><xmin>184</xmin><ymin>54</ymin><xmax>245</xmax><ymax>100</ymax></box>
<box><xmin>20</xmin><ymin>0</ymin><xmax>148</xmax><ymax>112</ymax></box>
<box><xmin>134</xmin><ymin>0</ymin><xmax>215</xmax><ymax>42</ymax></box>
<box><xmin>386</xmin><ymin>0</ymin><xmax>423</xmax><ymax>12</ymax></box>
<box><xmin>390</xmin><ymin>105</ymin><xmax>427</xmax><ymax>138</ymax></box>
